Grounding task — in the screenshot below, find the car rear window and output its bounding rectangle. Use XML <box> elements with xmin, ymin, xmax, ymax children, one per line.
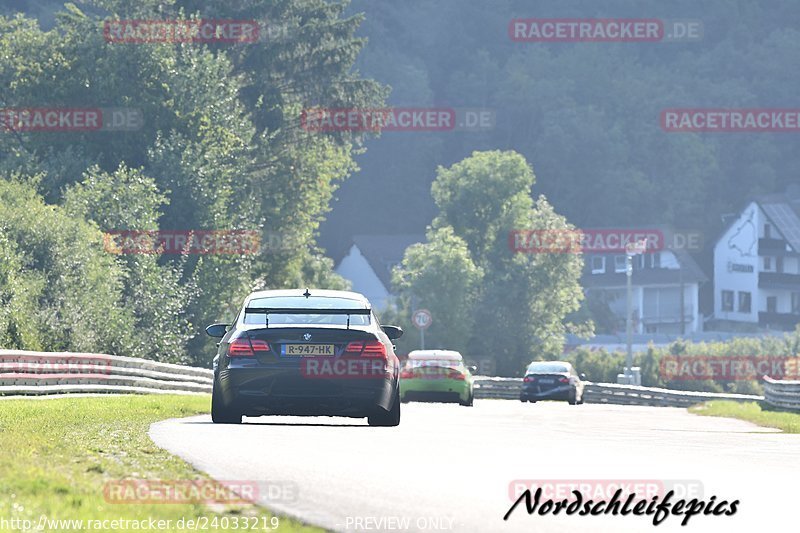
<box><xmin>405</xmin><ymin>359</ymin><xmax>463</xmax><ymax>369</ymax></box>
<box><xmin>243</xmin><ymin>296</ymin><xmax>371</xmax><ymax>326</ymax></box>
<box><xmin>527</xmin><ymin>362</ymin><xmax>570</xmax><ymax>374</ymax></box>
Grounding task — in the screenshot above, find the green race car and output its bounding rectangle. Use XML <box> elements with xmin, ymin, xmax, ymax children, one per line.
<box><xmin>400</xmin><ymin>350</ymin><xmax>475</xmax><ymax>406</ymax></box>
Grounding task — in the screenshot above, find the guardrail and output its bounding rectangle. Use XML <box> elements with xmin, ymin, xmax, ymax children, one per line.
<box><xmin>0</xmin><ymin>350</ymin><xmax>212</xmax><ymax>397</ymax></box>
<box><xmin>473</xmin><ymin>377</ymin><xmax>522</xmax><ymax>399</ymax></box>
<box><xmin>473</xmin><ymin>377</ymin><xmax>762</xmax><ymax>406</ymax></box>
<box><xmin>582</xmin><ymin>382</ymin><xmax>761</xmax><ymax>407</ymax></box>
<box><xmin>763</xmin><ymin>375</ymin><xmax>800</xmax><ymax>411</ymax></box>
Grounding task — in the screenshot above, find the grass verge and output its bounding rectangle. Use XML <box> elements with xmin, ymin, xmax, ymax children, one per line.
<box><xmin>0</xmin><ymin>395</ymin><xmax>321</xmax><ymax>532</ymax></box>
<box><xmin>689</xmin><ymin>400</ymin><xmax>800</xmax><ymax>433</ymax></box>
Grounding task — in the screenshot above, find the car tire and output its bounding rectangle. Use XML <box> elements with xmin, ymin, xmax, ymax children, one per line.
<box><xmin>368</xmin><ymin>387</ymin><xmax>401</xmax><ymax>427</ymax></box>
<box><xmin>568</xmin><ymin>390</ymin><xmax>577</xmax><ymax>405</ymax></box>
<box><xmin>211</xmin><ymin>378</ymin><xmax>242</xmax><ymax>424</ymax></box>
<box><xmin>460</xmin><ymin>390</ymin><xmax>474</xmax><ymax>407</ymax></box>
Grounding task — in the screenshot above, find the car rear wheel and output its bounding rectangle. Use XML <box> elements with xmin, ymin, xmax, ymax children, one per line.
<box><xmin>211</xmin><ymin>379</ymin><xmax>242</xmax><ymax>424</ymax></box>
<box><xmin>368</xmin><ymin>388</ymin><xmax>401</xmax><ymax>427</ymax></box>
<box><xmin>568</xmin><ymin>390</ymin><xmax>577</xmax><ymax>405</ymax></box>
<box><xmin>460</xmin><ymin>390</ymin><xmax>474</xmax><ymax>407</ymax></box>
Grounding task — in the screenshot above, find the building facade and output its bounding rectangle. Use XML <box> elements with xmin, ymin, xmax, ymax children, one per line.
<box><xmin>713</xmin><ymin>190</ymin><xmax>800</xmax><ymax>330</ymax></box>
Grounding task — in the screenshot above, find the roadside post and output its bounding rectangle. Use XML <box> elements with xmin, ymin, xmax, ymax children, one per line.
<box><xmin>617</xmin><ymin>239</ymin><xmax>647</xmax><ymax>385</ymax></box>
<box><xmin>412</xmin><ymin>309</ymin><xmax>432</xmax><ymax>350</ymax></box>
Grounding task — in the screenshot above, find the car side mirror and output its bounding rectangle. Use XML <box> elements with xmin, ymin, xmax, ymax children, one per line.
<box><xmin>205</xmin><ymin>323</ymin><xmax>229</xmax><ymax>338</ymax></box>
<box><xmin>382</xmin><ymin>325</ymin><xmax>404</xmax><ymax>340</ymax></box>
<box><xmin>579</xmin><ymin>373</ymin><xmax>587</xmax><ymax>381</ymax></box>
<box><xmin>468</xmin><ymin>365</ymin><xmax>478</xmax><ymax>374</ymax></box>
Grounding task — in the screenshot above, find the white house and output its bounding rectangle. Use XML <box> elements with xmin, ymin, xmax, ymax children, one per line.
<box><xmin>335</xmin><ymin>234</ymin><xmax>424</xmax><ymax>310</ymax></box>
<box><xmin>581</xmin><ymin>227</ymin><xmax>707</xmax><ymax>334</ymax></box>
<box><xmin>713</xmin><ymin>186</ymin><xmax>800</xmax><ymax>330</ymax></box>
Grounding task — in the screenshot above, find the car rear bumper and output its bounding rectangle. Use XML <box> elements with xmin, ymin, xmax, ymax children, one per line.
<box><xmin>218</xmin><ymin>366</ymin><xmax>396</xmax><ymax>417</ymax></box>
<box><xmin>400</xmin><ymin>378</ymin><xmax>470</xmax><ymax>402</ymax></box>
<box><xmin>520</xmin><ymin>384</ymin><xmax>575</xmax><ymax>401</ymax></box>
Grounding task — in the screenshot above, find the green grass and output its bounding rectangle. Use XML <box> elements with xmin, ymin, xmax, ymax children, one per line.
<box><xmin>690</xmin><ymin>401</ymin><xmax>800</xmax><ymax>433</ymax></box>
<box><xmin>0</xmin><ymin>395</ymin><xmax>321</xmax><ymax>532</ymax></box>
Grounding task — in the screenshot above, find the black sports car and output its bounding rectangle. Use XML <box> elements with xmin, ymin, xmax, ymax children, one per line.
<box><xmin>205</xmin><ymin>289</ymin><xmax>403</xmax><ymax>426</ymax></box>
<box><xmin>519</xmin><ymin>361</ymin><xmax>586</xmax><ymax>405</ymax></box>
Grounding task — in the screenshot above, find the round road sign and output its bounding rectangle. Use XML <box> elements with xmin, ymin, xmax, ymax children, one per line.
<box><xmin>412</xmin><ymin>309</ymin><xmax>432</xmax><ymax>330</ymax></box>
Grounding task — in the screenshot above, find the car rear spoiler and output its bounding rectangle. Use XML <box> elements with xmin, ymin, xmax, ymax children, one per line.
<box><xmin>244</xmin><ymin>307</ymin><xmax>371</xmax><ymax>329</ymax></box>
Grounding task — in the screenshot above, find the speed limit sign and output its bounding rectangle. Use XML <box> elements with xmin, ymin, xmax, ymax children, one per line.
<box><xmin>412</xmin><ymin>309</ymin><xmax>432</xmax><ymax>330</ymax></box>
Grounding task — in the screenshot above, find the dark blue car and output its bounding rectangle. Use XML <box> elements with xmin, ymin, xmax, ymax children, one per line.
<box><xmin>206</xmin><ymin>289</ymin><xmax>403</xmax><ymax>426</ymax></box>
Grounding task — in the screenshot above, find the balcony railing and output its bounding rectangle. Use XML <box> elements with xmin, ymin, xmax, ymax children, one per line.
<box><xmin>758</xmin><ymin>272</ymin><xmax>800</xmax><ymax>289</ymax></box>
<box><xmin>758</xmin><ymin>311</ymin><xmax>800</xmax><ymax>330</ymax></box>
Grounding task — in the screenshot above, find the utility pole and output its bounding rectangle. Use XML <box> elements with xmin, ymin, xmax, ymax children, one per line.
<box><xmin>619</xmin><ymin>239</ymin><xmax>646</xmax><ymax>385</ymax></box>
<box><xmin>679</xmin><ymin>264</ymin><xmax>686</xmax><ymax>336</ymax></box>
<box><xmin>625</xmin><ymin>252</ymin><xmax>634</xmax><ymax>380</ymax></box>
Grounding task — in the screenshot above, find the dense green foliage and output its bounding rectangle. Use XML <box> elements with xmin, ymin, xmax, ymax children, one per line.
<box><xmin>391</xmin><ymin>150</ymin><xmax>586</xmax><ymax>375</ymax></box>
<box><xmin>564</xmin><ymin>330</ymin><xmax>800</xmax><ymax>394</ymax></box>
<box><xmin>0</xmin><ymin>1</ymin><xmax>384</xmax><ymax>363</ymax></box>
<box><xmin>322</xmin><ymin>0</ymin><xmax>800</xmax><ymax>271</ymax></box>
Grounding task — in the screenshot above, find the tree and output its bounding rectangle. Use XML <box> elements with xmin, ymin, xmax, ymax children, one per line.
<box><xmin>392</xmin><ymin>227</ymin><xmax>483</xmax><ymax>354</ymax></box>
<box><xmin>63</xmin><ymin>165</ymin><xmax>195</xmax><ymax>363</ymax></box>
<box><xmin>425</xmin><ymin>150</ymin><xmax>586</xmax><ymax>375</ymax></box>
<box><xmin>0</xmin><ymin>177</ymin><xmax>139</xmax><ymax>355</ymax></box>
<box><xmin>0</xmin><ymin>1</ymin><xmax>383</xmax><ymax>362</ymax></box>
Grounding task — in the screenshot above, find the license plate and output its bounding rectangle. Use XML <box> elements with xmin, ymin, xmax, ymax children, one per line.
<box><xmin>538</xmin><ymin>378</ymin><xmax>554</xmax><ymax>384</ymax></box>
<box><xmin>281</xmin><ymin>344</ymin><xmax>335</xmax><ymax>356</ymax></box>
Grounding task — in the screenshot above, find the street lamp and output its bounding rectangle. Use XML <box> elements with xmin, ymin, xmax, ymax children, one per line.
<box><xmin>618</xmin><ymin>239</ymin><xmax>647</xmax><ymax>385</ymax></box>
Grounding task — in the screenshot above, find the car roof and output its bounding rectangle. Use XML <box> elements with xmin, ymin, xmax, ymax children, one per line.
<box><xmin>245</xmin><ymin>289</ymin><xmax>371</xmax><ymax>307</ymax></box>
<box><xmin>408</xmin><ymin>350</ymin><xmax>463</xmax><ymax>361</ymax></box>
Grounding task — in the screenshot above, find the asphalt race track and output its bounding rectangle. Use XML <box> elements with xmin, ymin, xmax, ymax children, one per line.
<box><xmin>150</xmin><ymin>401</ymin><xmax>800</xmax><ymax>533</ymax></box>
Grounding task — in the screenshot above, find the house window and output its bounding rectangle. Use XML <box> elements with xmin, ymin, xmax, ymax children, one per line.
<box><xmin>767</xmin><ymin>296</ymin><xmax>777</xmax><ymax>313</ymax></box>
<box><xmin>652</xmin><ymin>252</ymin><xmax>661</xmax><ymax>268</ymax></box>
<box><xmin>614</xmin><ymin>255</ymin><xmax>626</xmax><ymax>273</ymax></box>
<box><xmin>764</xmin><ymin>224</ymin><xmax>772</xmax><ymax>238</ymax></box>
<box><xmin>792</xmin><ymin>293</ymin><xmax>800</xmax><ymax>314</ymax></box>
<box><xmin>776</xmin><ymin>256</ymin><xmax>784</xmax><ymax>273</ymax></box>
<box><xmin>591</xmin><ymin>256</ymin><xmax>605</xmax><ymax>274</ymax></box>
<box><xmin>738</xmin><ymin>291</ymin><xmax>752</xmax><ymax>313</ymax></box>
<box><xmin>764</xmin><ymin>257</ymin><xmax>772</xmax><ymax>271</ymax></box>
<box><xmin>721</xmin><ymin>290</ymin><xmax>734</xmax><ymax>312</ymax></box>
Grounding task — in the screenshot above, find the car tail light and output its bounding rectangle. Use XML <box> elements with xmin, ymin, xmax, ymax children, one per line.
<box><xmin>558</xmin><ymin>376</ymin><xmax>569</xmax><ymax>383</ymax></box>
<box><xmin>362</xmin><ymin>341</ymin><xmax>387</xmax><ymax>357</ymax></box>
<box><xmin>449</xmin><ymin>371</ymin><xmax>466</xmax><ymax>380</ymax></box>
<box><xmin>227</xmin><ymin>337</ymin><xmax>270</xmax><ymax>357</ymax></box>
<box><xmin>523</xmin><ymin>376</ymin><xmax>536</xmax><ymax>383</ymax></box>
<box><xmin>345</xmin><ymin>340</ymin><xmax>387</xmax><ymax>358</ymax></box>
<box><xmin>250</xmin><ymin>339</ymin><xmax>270</xmax><ymax>351</ymax></box>
<box><xmin>400</xmin><ymin>369</ymin><xmax>414</xmax><ymax>379</ymax></box>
